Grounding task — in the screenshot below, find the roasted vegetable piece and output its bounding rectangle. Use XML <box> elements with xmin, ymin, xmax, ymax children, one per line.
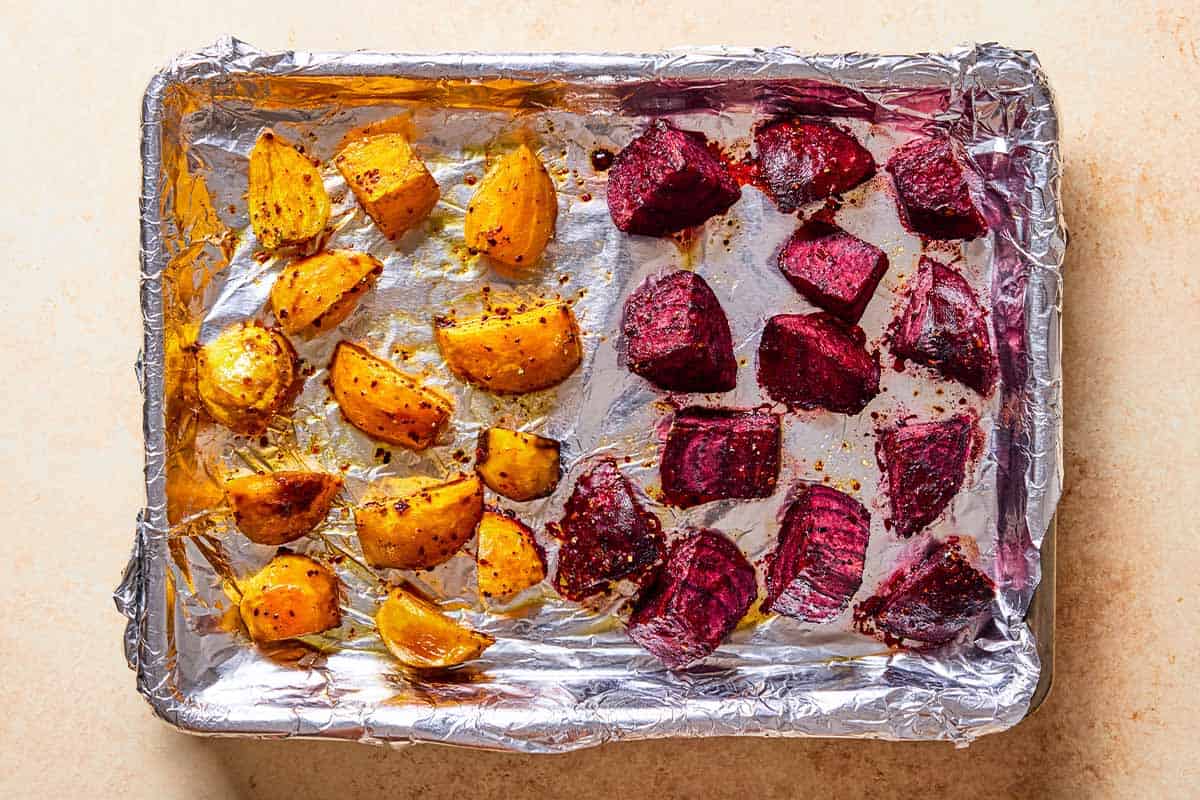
<box><xmin>434</xmin><ymin>302</ymin><xmax>582</xmax><ymax>394</ymax></box>
<box><xmin>475</xmin><ymin>428</ymin><xmax>561</xmax><ymax>501</ymax></box>
<box><xmin>854</xmin><ymin>536</ymin><xmax>995</xmax><ymax>646</ymax></box>
<box><xmin>753</xmin><ymin>119</ymin><xmax>876</xmax><ymax>213</ymax></box>
<box><xmin>225</xmin><ymin>471</ymin><xmax>342</xmax><ymax>546</ymax></box>
<box><xmin>885</xmin><ymin>136</ymin><xmax>987</xmax><ymax>240</ymax></box>
<box><xmin>627</xmin><ymin>528</ymin><xmax>757</xmax><ymax>669</ymax></box>
<box><xmin>891</xmin><ymin>257</ymin><xmax>997</xmax><ymax>395</ymax></box>
<box><xmin>660</xmin><ymin>407</ymin><xmax>780</xmax><ymax>508</ymax></box>
<box><xmin>621</xmin><ymin>270</ymin><xmax>737</xmax><ymax>392</ymax></box>
<box><xmin>196</xmin><ymin>321</ymin><xmax>297</xmax><ymax>435</ymax></box>
<box><xmin>876</xmin><ymin>414</ymin><xmax>976</xmax><ymax>538</ymax></box>
<box><xmin>354</xmin><ymin>474</ymin><xmax>484</xmax><ymax>569</ymax></box>
<box><xmin>239</xmin><ymin>554</ymin><xmax>341</xmax><ymax>642</ymax></box>
<box><xmin>756</xmin><ymin>312</ymin><xmax>880</xmax><ymax>415</ymax></box>
<box><xmin>248</xmin><ymin>129</ymin><xmax>331</xmax><ymax>250</ymax></box>
<box><xmin>464</xmin><ymin>144</ymin><xmax>557</xmax><ymax>270</ymax></box>
<box><xmin>476</xmin><ymin>510</ymin><xmax>547</xmax><ymax>602</ymax></box>
<box><xmin>329</xmin><ymin>341</ymin><xmax>453</xmax><ymax>449</ymax></box>
<box><xmin>765</xmin><ymin>485</ymin><xmax>871</xmax><ymax>622</ymax></box>
<box><xmin>333</xmin><ymin>133</ymin><xmax>440</xmax><ymax>239</ymax></box>
<box><xmin>777</xmin><ymin>221</ymin><xmax>889</xmax><ymax>325</ymax></box>
<box><xmin>549</xmin><ymin>459</ymin><xmax>665</xmax><ymax>601</ymax></box>
<box><xmin>606</xmin><ymin>119</ymin><xmax>741</xmax><ymax>236</ymax></box>
<box><xmin>270</xmin><ymin>250</ymin><xmax>382</xmax><ymax>335</ymax></box>
<box><xmin>375</xmin><ymin>586</ymin><xmax>494</xmax><ymax>669</ymax></box>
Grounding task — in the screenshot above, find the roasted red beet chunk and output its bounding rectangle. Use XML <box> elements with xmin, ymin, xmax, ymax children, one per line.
<box><xmin>622</xmin><ymin>271</ymin><xmax>737</xmax><ymax>392</ymax></box>
<box><xmin>777</xmin><ymin>221</ymin><xmax>889</xmax><ymax>324</ymax></box>
<box><xmin>628</xmin><ymin>528</ymin><xmax>757</xmax><ymax>669</ymax></box>
<box><xmin>753</xmin><ymin>119</ymin><xmax>876</xmax><ymax>213</ymax></box>
<box><xmin>660</xmin><ymin>407</ymin><xmax>781</xmax><ymax>508</ymax></box>
<box><xmin>855</xmin><ymin>537</ymin><xmax>995</xmax><ymax>646</ymax></box>
<box><xmin>876</xmin><ymin>415</ymin><xmax>976</xmax><ymax>538</ymax></box>
<box><xmin>757</xmin><ymin>313</ymin><xmax>880</xmax><ymax>414</ymax></box>
<box><xmin>891</xmin><ymin>258</ymin><xmax>997</xmax><ymax>395</ymax></box>
<box><xmin>606</xmin><ymin>120</ymin><xmax>741</xmax><ymax>237</ymax></box>
<box><xmin>886</xmin><ymin>136</ymin><xmax>987</xmax><ymax>240</ymax></box>
<box><xmin>549</xmin><ymin>459</ymin><xmax>665</xmax><ymax>601</ymax></box>
<box><xmin>765</xmin><ymin>485</ymin><xmax>871</xmax><ymax>622</ymax></box>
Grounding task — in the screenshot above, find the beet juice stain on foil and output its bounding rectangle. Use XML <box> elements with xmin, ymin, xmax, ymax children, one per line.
<box><xmin>120</xmin><ymin>39</ymin><xmax>1063</xmax><ymax>751</ymax></box>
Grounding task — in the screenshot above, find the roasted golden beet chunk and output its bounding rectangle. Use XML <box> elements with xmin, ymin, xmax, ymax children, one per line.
<box><xmin>777</xmin><ymin>221</ymin><xmax>889</xmax><ymax>325</ymax></box>
<box><xmin>196</xmin><ymin>322</ymin><xmax>297</xmax><ymax>435</ymax></box>
<box><xmin>606</xmin><ymin>120</ymin><xmax>740</xmax><ymax>236</ymax></box>
<box><xmin>854</xmin><ymin>536</ymin><xmax>995</xmax><ymax>646</ymax></box>
<box><xmin>248</xmin><ymin>129</ymin><xmax>331</xmax><ymax>250</ymax></box>
<box><xmin>757</xmin><ymin>313</ymin><xmax>880</xmax><ymax>415</ymax></box>
<box><xmin>627</xmin><ymin>528</ymin><xmax>757</xmax><ymax>669</ymax></box>
<box><xmin>876</xmin><ymin>414</ymin><xmax>977</xmax><ymax>538</ymax></box>
<box><xmin>885</xmin><ymin>136</ymin><xmax>987</xmax><ymax>240</ymax></box>
<box><xmin>660</xmin><ymin>407</ymin><xmax>780</xmax><ymax>508</ymax></box>
<box><xmin>475</xmin><ymin>428</ymin><xmax>561</xmax><ymax>501</ymax></box>
<box><xmin>328</xmin><ymin>341</ymin><xmax>454</xmax><ymax>449</ymax></box>
<box><xmin>225</xmin><ymin>471</ymin><xmax>342</xmax><ymax>546</ymax></box>
<box><xmin>476</xmin><ymin>510</ymin><xmax>547</xmax><ymax>602</ymax></box>
<box><xmin>549</xmin><ymin>459</ymin><xmax>664</xmax><ymax>601</ymax></box>
<box><xmin>239</xmin><ymin>554</ymin><xmax>341</xmax><ymax>643</ymax></box>
<box><xmin>765</xmin><ymin>485</ymin><xmax>870</xmax><ymax>622</ymax></box>
<box><xmin>354</xmin><ymin>474</ymin><xmax>484</xmax><ymax>570</ymax></box>
<box><xmin>376</xmin><ymin>586</ymin><xmax>494</xmax><ymax>669</ymax></box>
<box><xmin>464</xmin><ymin>144</ymin><xmax>557</xmax><ymax>271</ymax></box>
<box><xmin>753</xmin><ymin>119</ymin><xmax>876</xmax><ymax>213</ymax></box>
<box><xmin>891</xmin><ymin>258</ymin><xmax>997</xmax><ymax>395</ymax></box>
<box><xmin>270</xmin><ymin>249</ymin><xmax>382</xmax><ymax>336</ymax></box>
<box><xmin>622</xmin><ymin>270</ymin><xmax>737</xmax><ymax>393</ymax></box>
<box><xmin>435</xmin><ymin>302</ymin><xmax>583</xmax><ymax>394</ymax></box>
<box><xmin>334</xmin><ymin>133</ymin><xmax>440</xmax><ymax>239</ymax></box>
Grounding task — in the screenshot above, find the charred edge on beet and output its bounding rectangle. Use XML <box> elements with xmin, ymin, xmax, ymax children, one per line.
<box><xmin>890</xmin><ymin>257</ymin><xmax>998</xmax><ymax>395</ymax></box>
<box><xmin>854</xmin><ymin>536</ymin><xmax>995</xmax><ymax>647</ymax></box>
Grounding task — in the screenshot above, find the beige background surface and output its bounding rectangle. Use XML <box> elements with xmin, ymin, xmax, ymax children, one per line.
<box><xmin>1</xmin><ymin>1</ymin><xmax>1197</xmax><ymax>797</ymax></box>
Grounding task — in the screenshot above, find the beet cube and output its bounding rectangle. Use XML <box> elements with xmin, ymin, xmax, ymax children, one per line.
<box><xmin>622</xmin><ymin>271</ymin><xmax>737</xmax><ymax>392</ymax></box>
<box><xmin>606</xmin><ymin>119</ymin><xmax>741</xmax><ymax>237</ymax></box>
<box><xmin>777</xmin><ymin>221</ymin><xmax>889</xmax><ymax>324</ymax></box>
<box><xmin>660</xmin><ymin>407</ymin><xmax>781</xmax><ymax>508</ymax></box>
<box><xmin>765</xmin><ymin>485</ymin><xmax>871</xmax><ymax>622</ymax></box>
<box><xmin>627</xmin><ymin>528</ymin><xmax>757</xmax><ymax>669</ymax></box>
<box><xmin>753</xmin><ymin>119</ymin><xmax>876</xmax><ymax>213</ymax></box>
<box><xmin>886</xmin><ymin>136</ymin><xmax>987</xmax><ymax>240</ymax></box>
<box><xmin>855</xmin><ymin>537</ymin><xmax>995</xmax><ymax>646</ymax></box>
<box><xmin>757</xmin><ymin>313</ymin><xmax>880</xmax><ymax>414</ymax></box>
<box><xmin>876</xmin><ymin>414</ymin><xmax>976</xmax><ymax>539</ymax></box>
<box><xmin>891</xmin><ymin>257</ymin><xmax>997</xmax><ymax>395</ymax></box>
<box><xmin>549</xmin><ymin>459</ymin><xmax>665</xmax><ymax>601</ymax></box>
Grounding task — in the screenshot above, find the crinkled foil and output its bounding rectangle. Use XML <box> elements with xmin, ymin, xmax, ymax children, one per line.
<box><xmin>117</xmin><ymin>38</ymin><xmax>1064</xmax><ymax>750</ymax></box>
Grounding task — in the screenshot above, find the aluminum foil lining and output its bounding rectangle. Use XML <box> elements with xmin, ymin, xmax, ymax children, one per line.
<box><xmin>117</xmin><ymin>37</ymin><xmax>1064</xmax><ymax>751</ymax></box>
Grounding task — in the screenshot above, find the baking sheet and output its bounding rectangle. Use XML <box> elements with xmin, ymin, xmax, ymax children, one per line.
<box><xmin>118</xmin><ymin>38</ymin><xmax>1064</xmax><ymax>749</ymax></box>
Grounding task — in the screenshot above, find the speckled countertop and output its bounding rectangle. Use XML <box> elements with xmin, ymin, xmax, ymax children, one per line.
<box><xmin>1</xmin><ymin>2</ymin><xmax>1196</xmax><ymax>798</ymax></box>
